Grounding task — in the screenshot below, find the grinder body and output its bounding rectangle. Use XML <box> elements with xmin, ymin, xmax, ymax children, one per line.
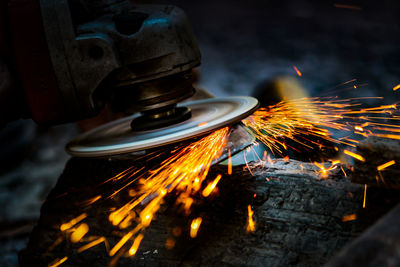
<box><xmin>1</xmin><ymin>0</ymin><xmax>200</xmax><ymax>125</ymax></box>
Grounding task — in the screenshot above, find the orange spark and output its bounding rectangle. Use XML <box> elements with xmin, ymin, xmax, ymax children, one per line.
<box><xmin>190</xmin><ymin>217</ymin><xmax>202</xmax><ymax>238</ymax></box>
<box><xmin>109</xmin><ymin>228</ymin><xmax>138</xmax><ymax>256</ymax></box>
<box><xmin>314</xmin><ymin>162</ymin><xmax>328</xmax><ymax>178</ymax></box>
<box><xmin>49</xmin><ymin>256</ymin><xmax>68</xmax><ymax>267</ymax></box>
<box><xmin>60</xmin><ymin>213</ymin><xmax>87</xmax><ymax>231</ymax></box>
<box><xmin>228</xmin><ymin>149</ymin><xmax>232</xmax><ymax>175</ymax></box>
<box><xmin>377</xmin><ymin>160</ymin><xmax>395</xmax><ymax>171</ymax></box>
<box><xmin>246</xmin><ymin>205</ymin><xmax>256</xmax><ymax>233</ymax></box>
<box><xmin>77</xmin><ymin>237</ymin><xmax>106</xmax><ymax>253</ymax></box>
<box><xmin>128</xmin><ymin>234</ymin><xmax>144</xmax><ymax>256</ymax></box>
<box><xmin>344</xmin><ymin>150</ymin><xmax>365</xmax><ymax>162</ymax></box>
<box><xmin>334</xmin><ymin>4</ymin><xmax>362</xmax><ymax>10</ymax></box>
<box><xmin>70</xmin><ymin>223</ymin><xmax>89</xmax><ymax>243</ymax></box>
<box><xmin>393</xmin><ymin>84</ymin><xmax>400</xmax><ymax>91</ymax></box>
<box><xmin>342</xmin><ymin>214</ymin><xmax>357</xmax><ymax>222</ymax></box>
<box><xmin>198</xmin><ymin>122</ymin><xmax>208</xmax><ymax>127</ymax></box>
<box><xmin>202</xmin><ymin>174</ymin><xmax>222</xmax><ymax>197</ymax></box>
<box><xmin>363</xmin><ymin>184</ymin><xmax>367</xmax><ymax>209</ymax></box>
<box><xmin>293</xmin><ymin>66</ymin><xmax>302</xmax><ymax>77</ymax></box>
<box><xmin>340</xmin><ymin>166</ymin><xmax>347</xmax><ymax>177</ymax></box>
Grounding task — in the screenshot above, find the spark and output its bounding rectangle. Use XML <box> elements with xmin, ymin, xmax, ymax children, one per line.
<box><xmin>109</xmin><ymin>229</ymin><xmax>135</xmax><ymax>257</ymax></box>
<box><xmin>363</xmin><ymin>184</ymin><xmax>367</xmax><ymax>209</ymax></box>
<box><xmin>228</xmin><ymin>149</ymin><xmax>233</xmax><ymax>175</ymax></box>
<box><xmin>70</xmin><ymin>223</ymin><xmax>89</xmax><ymax>243</ymax></box>
<box><xmin>60</xmin><ymin>213</ymin><xmax>87</xmax><ymax>231</ymax></box>
<box><xmin>293</xmin><ymin>66</ymin><xmax>302</xmax><ymax>77</ymax></box>
<box><xmin>202</xmin><ymin>174</ymin><xmax>222</xmax><ymax>197</ymax></box>
<box><xmin>393</xmin><ymin>84</ymin><xmax>400</xmax><ymax>91</ymax></box>
<box><xmin>77</xmin><ymin>237</ymin><xmax>106</xmax><ymax>253</ymax></box>
<box><xmin>49</xmin><ymin>256</ymin><xmax>68</xmax><ymax>267</ymax></box>
<box><xmin>342</xmin><ymin>214</ymin><xmax>357</xmax><ymax>222</ymax></box>
<box><xmin>190</xmin><ymin>217</ymin><xmax>202</xmax><ymax>238</ymax></box>
<box><xmin>246</xmin><ymin>205</ymin><xmax>256</xmax><ymax>233</ymax></box>
<box><xmin>344</xmin><ymin>150</ymin><xmax>365</xmax><ymax>162</ymax></box>
<box><xmin>377</xmin><ymin>160</ymin><xmax>395</xmax><ymax>171</ymax></box>
<box><xmin>314</xmin><ymin>162</ymin><xmax>328</xmax><ymax>179</ymax></box>
<box><xmin>340</xmin><ymin>166</ymin><xmax>347</xmax><ymax>177</ymax></box>
<box><xmin>129</xmin><ymin>234</ymin><xmax>144</xmax><ymax>256</ymax></box>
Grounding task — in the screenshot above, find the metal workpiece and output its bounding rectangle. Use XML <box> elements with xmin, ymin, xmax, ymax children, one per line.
<box><xmin>40</xmin><ymin>0</ymin><xmax>201</xmax><ymax>121</ymax></box>
<box><xmin>66</xmin><ymin>96</ymin><xmax>259</xmax><ymax>157</ymax></box>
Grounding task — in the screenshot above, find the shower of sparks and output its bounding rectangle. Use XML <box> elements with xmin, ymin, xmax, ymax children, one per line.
<box><xmin>243</xmin><ymin>97</ymin><xmax>399</xmax><ymax>158</ymax></box>
<box><xmin>53</xmin><ymin>96</ymin><xmax>400</xmax><ymax>265</ymax></box>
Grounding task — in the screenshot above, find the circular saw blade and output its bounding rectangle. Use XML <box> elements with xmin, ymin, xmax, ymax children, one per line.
<box><xmin>66</xmin><ymin>96</ymin><xmax>259</xmax><ymax>157</ymax></box>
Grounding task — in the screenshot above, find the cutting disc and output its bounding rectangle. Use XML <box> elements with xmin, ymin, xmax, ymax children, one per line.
<box><xmin>66</xmin><ymin>96</ymin><xmax>259</xmax><ymax>157</ymax></box>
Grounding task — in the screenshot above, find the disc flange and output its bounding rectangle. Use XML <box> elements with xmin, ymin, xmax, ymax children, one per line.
<box><xmin>66</xmin><ymin>96</ymin><xmax>259</xmax><ymax>157</ymax></box>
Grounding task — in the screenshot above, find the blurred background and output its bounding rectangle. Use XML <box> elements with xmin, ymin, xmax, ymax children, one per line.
<box><xmin>1</xmin><ymin>0</ymin><xmax>400</xmax><ymax>265</ymax></box>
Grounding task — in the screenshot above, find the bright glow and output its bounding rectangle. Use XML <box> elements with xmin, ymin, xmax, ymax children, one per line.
<box><xmin>129</xmin><ymin>234</ymin><xmax>144</xmax><ymax>256</ymax></box>
<box><xmin>70</xmin><ymin>223</ymin><xmax>89</xmax><ymax>243</ymax></box>
<box><xmin>190</xmin><ymin>217</ymin><xmax>203</xmax><ymax>238</ymax></box>
<box><xmin>246</xmin><ymin>205</ymin><xmax>256</xmax><ymax>233</ymax></box>
<box><xmin>202</xmin><ymin>174</ymin><xmax>222</xmax><ymax>197</ymax></box>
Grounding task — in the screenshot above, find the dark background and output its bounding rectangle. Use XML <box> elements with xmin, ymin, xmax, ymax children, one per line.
<box><xmin>1</xmin><ymin>0</ymin><xmax>400</xmax><ymax>266</ymax></box>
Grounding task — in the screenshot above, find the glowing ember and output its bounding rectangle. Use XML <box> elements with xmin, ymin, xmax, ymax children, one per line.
<box><xmin>377</xmin><ymin>160</ymin><xmax>396</xmax><ymax>171</ymax></box>
<box><xmin>393</xmin><ymin>84</ymin><xmax>400</xmax><ymax>91</ymax></box>
<box><xmin>228</xmin><ymin>149</ymin><xmax>233</xmax><ymax>175</ymax></box>
<box><xmin>342</xmin><ymin>214</ymin><xmax>357</xmax><ymax>222</ymax></box>
<box><xmin>70</xmin><ymin>223</ymin><xmax>89</xmax><ymax>243</ymax></box>
<box><xmin>344</xmin><ymin>150</ymin><xmax>365</xmax><ymax>162</ymax></box>
<box><xmin>190</xmin><ymin>217</ymin><xmax>203</xmax><ymax>238</ymax></box>
<box><xmin>293</xmin><ymin>66</ymin><xmax>302</xmax><ymax>77</ymax></box>
<box><xmin>60</xmin><ymin>213</ymin><xmax>87</xmax><ymax>231</ymax></box>
<box><xmin>129</xmin><ymin>234</ymin><xmax>144</xmax><ymax>256</ymax></box>
<box><xmin>363</xmin><ymin>184</ymin><xmax>367</xmax><ymax>209</ymax></box>
<box><xmin>202</xmin><ymin>174</ymin><xmax>222</xmax><ymax>197</ymax></box>
<box><xmin>246</xmin><ymin>205</ymin><xmax>256</xmax><ymax>233</ymax></box>
<box><xmin>77</xmin><ymin>237</ymin><xmax>106</xmax><ymax>253</ymax></box>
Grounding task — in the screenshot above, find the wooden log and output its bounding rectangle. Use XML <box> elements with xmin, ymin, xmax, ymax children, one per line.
<box><xmin>19</xmin><ymin>157</ymin><xmax>400</xmax><ymax>266</ymax></box>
